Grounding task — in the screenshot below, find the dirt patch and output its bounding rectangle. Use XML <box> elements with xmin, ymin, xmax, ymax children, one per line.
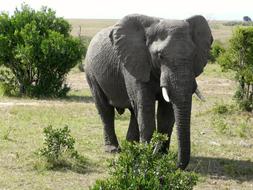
<box><xmin>66</xmin><ymin>72</ymin><xmax>88</xmax><ymax>90</ymax></box>
<box><xmin>0</xmin><ymin>100</ymin><xmax>86</xmax><ymax>108</ymax></box>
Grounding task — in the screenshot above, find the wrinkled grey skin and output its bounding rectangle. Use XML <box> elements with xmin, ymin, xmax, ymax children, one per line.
<box><xmin>85</xmin><ymin>14</ymin><xmax>213</xmax><ymax>169</ymax></box>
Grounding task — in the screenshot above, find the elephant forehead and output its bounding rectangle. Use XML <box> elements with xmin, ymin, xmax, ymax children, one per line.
<box><xmin>149</xmin><ymin>35</ymin><xmax>171</xmax><ymax>53</ymax></box>
<box><xmin>159</xmin><ymin>19</ymin><xmax>189</xmax><ymax>30</ymax></box>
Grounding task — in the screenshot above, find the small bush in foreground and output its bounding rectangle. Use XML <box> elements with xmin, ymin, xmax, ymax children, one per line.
<box><xmin>36</xmin><ymin>125</ymin><xmax>87</xmax><ymax>172</ymax></box>
<box><xmin>90</xmin><ymin>133</ymin><xmax>198</xmax><ymax>190</ymax></box>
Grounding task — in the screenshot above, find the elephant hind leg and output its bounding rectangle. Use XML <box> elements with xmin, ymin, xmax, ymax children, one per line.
<box><xmin>157</xmin><ymin>100</ymin><xmax>175</xmax><ymax>153</ymax></box>
<box><xmin>126</xmin><ymin>109</ymin><xmax>139</xmax><ymax>142</ymax></box>
<box><xmin>86</xmin><ymin>73</ymin><xmax>119</xmax><ymax>153</ymax></box>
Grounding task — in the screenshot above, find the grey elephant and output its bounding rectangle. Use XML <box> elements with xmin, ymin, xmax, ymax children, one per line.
<box><xmin>85</xmin><ymin>14</ymin><xmax>213</xmax><ymax>169</ymax></box>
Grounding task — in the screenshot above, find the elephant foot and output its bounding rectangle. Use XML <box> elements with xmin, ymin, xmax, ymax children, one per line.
<box><xmin>105</xmin><ymin>145</ymin><xmax>121</xmax><ymax>153</ymax></box>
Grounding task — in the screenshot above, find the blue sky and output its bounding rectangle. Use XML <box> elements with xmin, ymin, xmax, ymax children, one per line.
<box><xmin>0</xmin><ymin>0</ymin><xmax>252</xmax><ymax>20</ymax></box>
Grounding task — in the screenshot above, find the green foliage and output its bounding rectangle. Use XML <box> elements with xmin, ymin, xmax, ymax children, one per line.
<box><xmin>0</xmin><ymin>66</ymin><xmax>19</xmax><ymax>96</ymax></box>
<box><xmin>209</xmin><ymin>40</ymin><xmax>225</xmax><ymax>63</ymax></box>
<box><xmin>37</xmin><ymin>125</ymin><xmax>87</xmax><ymax>171</ymax></box>
<box><xmin>211</xmin><ymin>103</ymin><xmax>252</xmax><ymax>138</ymax></box>
<box><xmin>212</xmin><ymin>102</ymin><xmax>234</xmax><ymax>114</ymax></box>
<box><xmin>0</xmin><ymin>4</ymin><xmax>85</xmax><ymax>97</ymax></box>
<box><xmin>235</xmin><ymin>122</ymin><xmax>251</xmax><ymax>138</ymax></box>
<box><xmin>212</xmin><ymin>117</ymin><xmax>230</xmax><ymax>135</ymax></box>
<box><xmin>91</xmin><ymin>133</ymin><xmax>198</xmax><ymax>190</ymax></box>
<box><xmin>2</xmin><ymin>126</ymin><xmax>15</xmax><ymax>141</ymax></box>
<box><xmin>212</xmin><ymin>115</ymin><xmax>252</xmax><ymax>138</ymax></box>
<box><xmin>218</xmin><ymin>27</ymin><xmax>253</xmax><ymax>111</ymax></box>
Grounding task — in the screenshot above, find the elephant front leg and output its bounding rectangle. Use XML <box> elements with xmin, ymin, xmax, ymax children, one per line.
<box><xmin>157</xmin><ymin>100</ymin><xmax>175</xmax><ymax>153</ymax></box>
<box><xmin>135</xmin><ymin>84</ymin><xmax>156</xmax><ymax>143</ymax></box>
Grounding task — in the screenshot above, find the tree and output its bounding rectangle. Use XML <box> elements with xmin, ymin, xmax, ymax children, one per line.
<box><xmin>0</xmin><ymin>4</ymin><xmax>85</xmax><ymax>97</ymax></box>
<box><xmin>243</xmin><ymin>16</ymin><xmax>252</xmax><ymax>22</ymax></box>
<box><xmin>218</xmin><ymin>27</ymin><xmax>253</xmax><ymax>111</ymax></box>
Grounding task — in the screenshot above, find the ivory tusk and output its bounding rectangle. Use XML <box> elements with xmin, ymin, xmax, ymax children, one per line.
<box><xmin>162</xmin><ymin>87</ymin><xmax>170</xmax><ymax>102</ymax></box>
<box><xmin>195</xmin><ymin>88</ymin><xmax>206</xmax><ymax>102</ymax></box>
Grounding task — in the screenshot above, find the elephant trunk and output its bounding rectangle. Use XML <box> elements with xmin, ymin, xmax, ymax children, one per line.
<box><xmin>173</xmin><ymin>98</ymin><xmax>192</xmax><ymax>170</ymax></box>
<box><xmin>160</xmin><ymin>63</ymin><xmax>194</xmax><ymax>169</ymax></box>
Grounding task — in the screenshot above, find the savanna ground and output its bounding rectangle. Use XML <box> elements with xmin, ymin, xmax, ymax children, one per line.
<box><xmin>0</xmin><ymin>19</ymin><xmax>252</xmax><ymax>190</ymax></box>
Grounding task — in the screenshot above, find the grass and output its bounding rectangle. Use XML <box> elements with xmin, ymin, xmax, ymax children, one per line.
<box><xmin>0</xmin><ymin>63</ymin><xmax>252</xmax><ymax>190</ymax></box>
<box><xmin>68</xmin><ymin>19</ymin><xmax>117</xmax><ymax>38</ymax></box>
<box><xmin>209</xmin><ymin>21</ymin><xmax>234</xmax><ymax>44</ymax></box>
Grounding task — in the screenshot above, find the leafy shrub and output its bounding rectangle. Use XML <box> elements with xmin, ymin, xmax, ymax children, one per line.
<box><xmin>0</xmin><ymin>66</ymin><xmax>19</xmax><ymax>96</ymax></box>
<box><xmin>218</xmin><ymin>27</ymin><xmax>253</xmax><ymax>111</ymax></box>
<box><xmin>91</xmin><ymin>133</ymin><xmax>198</xmax><ymax>190</ymax></box>
<box><xmin>37</xmin><ymin>125</ymin><xmax>87</xmax><ymax>171</ymax></box>
<box><xmin>0</xmin><ymin>4</ymin><xmax>85</xmax><ymax>97</ymax></box>
<box><xmin>209</xmin><ymin>40</ymin><xmax>225</xmax><ymax>63</ymax></box>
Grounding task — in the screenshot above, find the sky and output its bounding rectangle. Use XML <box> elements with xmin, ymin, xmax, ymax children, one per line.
<box><xmin>0</xmin><ymin>0</ymin><xmax>252</xmax><ymax>20</ymax></box>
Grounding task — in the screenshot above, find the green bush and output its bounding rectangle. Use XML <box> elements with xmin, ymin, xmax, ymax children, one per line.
<box><xmin>209</xmin><ymin>40</ymin><xmax>225</xmax><ymax>63</ymax></box>
<box><xmin>0</xmin><ymin>66</ymin><xmax>19</xmax><ymax>96</ymax></box>
<box><xmin>0</xmin><ymin>4</ymin><xmax>85</xmax><ymax>97</ymax></box>
<box><xmin>90</xmin><ymin>133</ymin><xmax>198</xmax><ymax>190</ymax></box>
<box><xmin>218</xmin><ymin>27</ymin><xmax>253</xmax><ymax>111</ymax></box>
<box><xmin>37</xmin><ymin>125</ymin><xmax>87</xmax><ymax>171</ymax></box>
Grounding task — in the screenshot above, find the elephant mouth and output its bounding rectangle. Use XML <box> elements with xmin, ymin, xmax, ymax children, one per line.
<box><xmin>161</xmin><ymin>86</ymin><xmax>205</xmax><ymax>103</ymax></box>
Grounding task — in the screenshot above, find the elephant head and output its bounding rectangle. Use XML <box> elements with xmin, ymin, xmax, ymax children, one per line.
<box><xmin>109</xmin><ymin>14</ymin><xmax>213</xmax><ymax>169</ymax></box>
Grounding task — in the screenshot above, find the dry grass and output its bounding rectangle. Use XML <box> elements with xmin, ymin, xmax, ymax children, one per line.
<box><xmin>68</xmin><ymin>19</ymin><xmax>234</xmax><ymax>44</ymax></box>
<box><xmin>68</xmin><ymin>19</ymin><xmax>117</xmax><ymax>37</ymax></box>
<box><xmin>208</xmin><ymin>21</ymin><xmax>234</xmax><ymax>44</ymax></box>
<box><xmin>0</xmin><ymin>64</ymin><xmax>252</xmax><ymax>190</ymax></box>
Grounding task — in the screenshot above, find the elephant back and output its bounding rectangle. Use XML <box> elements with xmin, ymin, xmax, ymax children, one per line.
<box><xmin>85</xmin><ymin>27</ymin><xmax>118</xmax><ymax>71</ymax></box>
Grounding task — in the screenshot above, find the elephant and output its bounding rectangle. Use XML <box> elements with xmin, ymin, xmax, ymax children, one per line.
<box><xmin>85</xmin><ymin>14</ymin><xmax>213</xmax><ymax>169</ymax></box>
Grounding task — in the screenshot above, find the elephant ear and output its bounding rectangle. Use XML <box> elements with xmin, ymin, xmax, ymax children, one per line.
<box><xmin>187</xmin><ymin>15</ymin><xmax>213</xmax><ymax>77</ymax></box>
<box><xmin>110</xmin><ymin>14</ymin><xmax>158</xmax><ymax>82</ymax></box>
